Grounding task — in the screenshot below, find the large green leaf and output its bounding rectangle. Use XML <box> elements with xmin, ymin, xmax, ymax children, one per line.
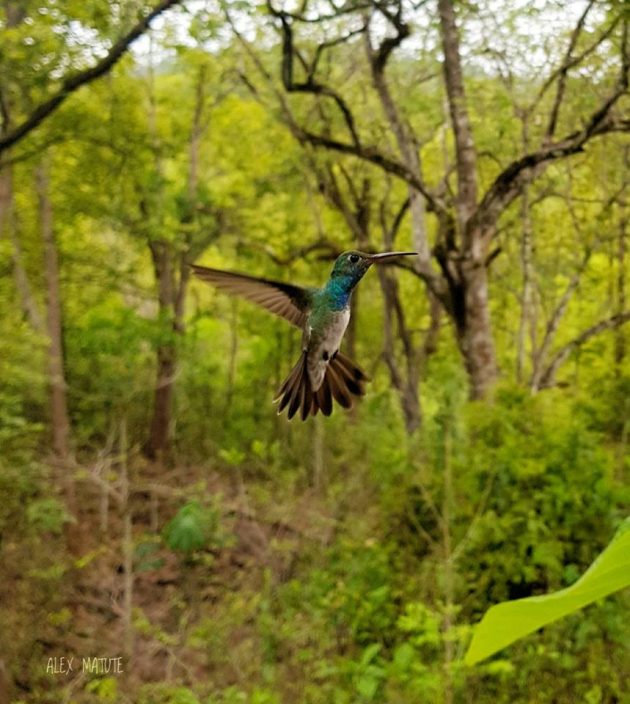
<box><xmin>465</xmin><ymin>520</ymin><xmax>630</xmax><ymax>665</ymax></box>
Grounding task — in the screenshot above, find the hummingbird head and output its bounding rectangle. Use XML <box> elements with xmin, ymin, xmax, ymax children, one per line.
<box><xmin>330</xmin><ymin>250</ymin><xmax>418</xmax><ymax>286</ymax></box>
<box><xmin>330</xmin><ymin>251</ymin><xmax>373</xmax><ymax>283</ymax></box>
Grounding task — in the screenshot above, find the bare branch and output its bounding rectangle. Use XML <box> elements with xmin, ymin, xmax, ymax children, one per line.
<box><xmin>297</xmin><ymin>126</ymin><xmax>449</xmax><ymax>217</ymax></box>
<box><xmin>388</xmin><ymin>196</ymin><xmax>411</xmax><ymax>244</ymax></box>
<box><xmin>267</xmin><ymin>1</ymin><xmax>371</xmax><ymax>23</ymax></box>
<box><xmin>474</xmin><ymin>17</ymin><xmax>629</xmax><ymax>242</ymax></box>
<box><xmin>272</xmin><ymin>7</ymin><xmax>363</xmax><ymax>147</ymax></box>
<box><xmin>530</xmin><ymin>238</ymin><xmax>598</xmax><ymax>390</ymax></box>
<box><xmin>308</xmin><ymin>25</ymin><xmax>366</xmax><ymax>79</ymax></box>
<box><xmin>370</xmin><ymin>0</ymin><xmax>410</xmax><ymax>73</ymax></box>
<box><xmin>475</xmin><ymin>99</ymin><xmax>629</xmax><ymax>241</ymax></box>
<box><xmin>537</xmin><ymin>311</ymin><xmax>630</xmax><ymax>390</ymax></box>
<box><xmin>544</xmin><ymin>0</ymin><xmax>598</xmax><ymax>140</ymax></box>
<box><xmin>532</xmin><ymin>9</ymin><xmax>621</xmax><ymax>123</ymax></box>
<box><xmin>364</xmin><ymin>7</ymin><xmax>445</xmax><ymax>267</ymax></box>
<box><xmin>248</xmin><ymin>239</ymin><xmax>339</xmax><ymax>266</ymax></box>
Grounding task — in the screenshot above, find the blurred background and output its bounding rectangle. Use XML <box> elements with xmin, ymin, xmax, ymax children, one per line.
<box><xmin>0</xmin><ymin>0</ymin><xmax>628</xmax><ymax>702</ymax></box>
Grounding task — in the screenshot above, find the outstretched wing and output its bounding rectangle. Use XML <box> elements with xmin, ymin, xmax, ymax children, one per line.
<box><xmin>191</xmin><ymin>264</ymin><xmax>313</xmax><ymax>328</ymax></box>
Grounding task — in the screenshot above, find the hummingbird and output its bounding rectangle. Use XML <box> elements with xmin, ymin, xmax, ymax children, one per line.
<box><xmin>191</xmin><ymin>250</ymin><xmax>417</xmax><ymax>420</ymax></box>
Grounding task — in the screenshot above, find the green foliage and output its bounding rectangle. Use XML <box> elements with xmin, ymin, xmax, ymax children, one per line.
<box><xmin>26</xmin><ymin>497</ymin><xmax>70</xmax><ymax>535</ymax></box>
<box><xmin>65</xmin><ymin>299</ymin><xmax>155</xmax><ymax>446</ymax></box>
<box><xmin>85</xmin><ymin>676</ymin><xmax>118</xmax><ymax>702</ymax></box>
<box><xmin>163</xmin><ymin>501</ymin><xmax>222</xmax><ymax>553</ymax></box>
<box><xmin>0</xmin><ymin>312</ymin><xmax>46</xmax><ymax>461</ymax></box>
<box><xmin>137</xmin><ymin>684</ymin><xmax>201</xmax><ymax>704</ymax></box>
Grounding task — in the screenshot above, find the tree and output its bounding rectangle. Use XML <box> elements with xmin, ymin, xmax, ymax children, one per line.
<box><xmin>0</xmin><ymin>0</ymin><xmax>183</xmax><ymax>156</ymax></box>
<box><xmin>251</xmin><ymin>0</ymin><xmax>629</xmax><ymax>398</ymax></box>
<box><xmin>1</xmin><ymin>2</ymin><xmax>78</xmax><ymax>545</ymax></box>
<box><xmin>141</xmin><ymin>47</ymin><xmax>229</xmax><ymax>462</ymax></box>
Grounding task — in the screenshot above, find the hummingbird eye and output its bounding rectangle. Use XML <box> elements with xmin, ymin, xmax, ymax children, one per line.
<box><xmin>349</xmin><ymin>254</ymin><xmax>360</xmax><ymax>264</ymax></box>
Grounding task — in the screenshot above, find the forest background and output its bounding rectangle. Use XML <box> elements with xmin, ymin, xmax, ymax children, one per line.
<box><xmin>0</xmin><ymin>0</ymin><xmax>628</xmax><ymax>702</ymax></box>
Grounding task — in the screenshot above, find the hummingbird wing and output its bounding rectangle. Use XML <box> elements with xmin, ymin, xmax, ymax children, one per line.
<box><xmin>191</xmin><ymin>264</ymin><xmax>313</xmax><ymax>328</ymax></box>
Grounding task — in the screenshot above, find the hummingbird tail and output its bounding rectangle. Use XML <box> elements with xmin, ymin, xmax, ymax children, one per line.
<box><xmin>274</xmin><ymin>352</ymin><xmax>313</xmax><ymax>421</ymax></box>
<box><xmin>274</xmin><ymin>351</ymin><xmax>368</xmax><ymax>421</ymax></box>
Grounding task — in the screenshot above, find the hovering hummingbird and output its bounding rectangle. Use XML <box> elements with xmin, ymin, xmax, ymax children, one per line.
<box><xmin>191</xmin><ymin>250</ymin><xmax>417</xmax><ymax>420</ymax></box>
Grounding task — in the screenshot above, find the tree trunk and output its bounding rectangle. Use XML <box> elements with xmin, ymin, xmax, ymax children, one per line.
<box><xmin>119</xmin><ymin>419</ymin><xmax>135</xmax><ymax>661</ymax></box>
<box><xmin>144</xmin><ymin>243</ymin><xmax>192</xmax><ymax>462</ymax></box>
<box><xmin>1</xmin><ymin>162</ymin><xmax>45</xmax><ymax>330</ymax></box>
<box><xmin>144</xmin><ymin>241</ymin><xmax>177</xmax><ymax>462</ymax></box>
<box><xmin>1</xmin><ymin>6</ymin><xmax>44</xmax><ymax>332</ymax></box>
<box><xmin>143</xmin><ymin>44</ymin><xmax>199</xmax><ymax>463</ymax></box>
<box><xmin>378</xmin><ymin>267</ymin><xmax>422</xmax><ymax>433</ymax></box>
<box><xmin>37</xmin><ymin>164</ymin><xmax>73</xmax><ymax>463</ymax></box>
<box><xmin>614</xmin><ymin>196</ymin><xmax>627</xmax><ymax>480</ymax></box>
<box><xmin>439</xmin><ymin>0</ymin><xmax>497</xmax><ymax>397</ymax></box>
<box><xmin>454</xmin><ymin>260</ymin><xmax>497</xmax><ymax>399</ymax></box>
<box><xmin>400</xmin><ymin>378</ymin><xmax>421</xmax><ymax>435</ymax></box>
<box><xmin>145</xmin><ymin>343</ymin><xmax>176</xmax><ymax>460</ymax></box>
<box><xmin>366</xmin><ymin>28</ymin><xmax>431</xmax><ymax>267</ymax></box>
<box><xmin>36</xmin><ymin>161</ymin><xmax>80</xmax><ymax>553</ymax></box>
<box><xmin>441</xmin><ymin>412</ymin><xmax>455</xmax><ymax>704</ymax></box>
<box><xmin>516</xmin><ymin>182</ymin><xmax>534</xmax><ymax>382</ymax></box>
<box><xmin>615</xmin><ymin>203</ymin><xmax>627</xmax><ymax>366</ymax></box>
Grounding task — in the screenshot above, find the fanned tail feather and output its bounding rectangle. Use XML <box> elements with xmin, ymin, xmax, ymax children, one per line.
<box><xmin>274</xmin><ymin>351</ymin><xmax>368</xmax><ymax>420</ymax></box>
<box><xmin>315</xmin><ymin>376</ymin><xmax>333</xmax><ymax>416</ymax></box>
<box><xmin>333</xmin><ymin>351</ymin><xmax>368</xmax><ymax>396</ymax></box>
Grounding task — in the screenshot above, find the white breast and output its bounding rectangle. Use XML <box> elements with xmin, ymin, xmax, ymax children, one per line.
<box><xmin>306</xmin><ymin>308</ymin><xmax>351</xmax><ymax>391</ymax></box>
<box><xmin>326</xmin><ymin>308</ymin><xmax>351</xmax><ymax>352</ymax></box>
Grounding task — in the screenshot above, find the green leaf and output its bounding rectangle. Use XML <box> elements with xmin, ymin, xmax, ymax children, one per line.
<box><xmin>85</xmin><ymin>676</ymin><xmax>118</xmax><ymax>701</ymax></box>
<box><xmin>392</xmin><ymin>642</ymin><xmax>415</xmax><ymax>670</ymax></box>
<box><xmin>163</xmin><ymin>502</ymin><xmax>215</xmax><ymax>553</ymax></box>
<box><xmin>465</xmin><ymin>520</ymin><xmax>630</xmax><ymax>665</ymax></box>
<box><xmin>359</xmin><ymin>643</ymin><xmax>381</xmax><ymax>667</ymax></box>
<box><xmin>356</xmin><ymin>674</ymin><xmax>380</xmax><ymax>701</ymax></box>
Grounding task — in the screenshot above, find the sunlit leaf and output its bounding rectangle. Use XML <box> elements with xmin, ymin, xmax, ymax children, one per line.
<box><xmin>465</xmin><ymin>519</ymin><xmax>630</xmax><ymax>665</ymax></box>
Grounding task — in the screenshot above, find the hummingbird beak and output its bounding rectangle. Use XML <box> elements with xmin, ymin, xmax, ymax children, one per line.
<box><xmin>368</xmin><ymin>251</ymin><xmax>418</xmax><ymax>264</ymax></box>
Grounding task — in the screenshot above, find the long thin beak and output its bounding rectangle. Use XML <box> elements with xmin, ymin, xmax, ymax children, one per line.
<box><xmin>368</xmin><ymin>251</ymin><xmax>418</xmax><ymax>263</ymax></box>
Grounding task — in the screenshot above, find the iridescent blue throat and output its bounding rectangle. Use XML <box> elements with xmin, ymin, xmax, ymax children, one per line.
<box><xmin>324</xmin><ymin>274</ymin><xmax>356</xmax><ymax>310</ymax></box>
